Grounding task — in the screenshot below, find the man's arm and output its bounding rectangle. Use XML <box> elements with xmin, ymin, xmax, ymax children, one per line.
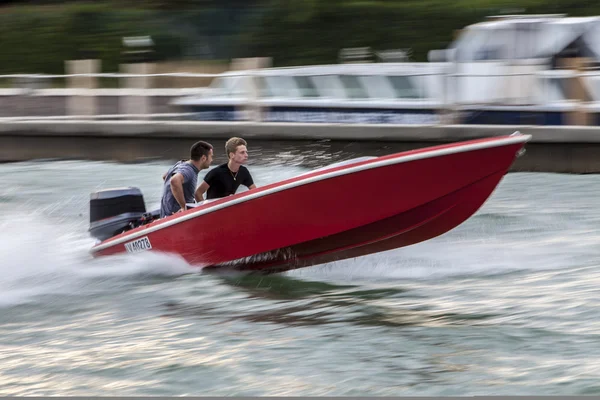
<box><xmin>170</xmin><ymin>173</ymin><xmax>187</xmax><ymax>212</ymax></box>
<box><xmin>246</xmin><ymin>172</ymin><xmax>256</xmax><ymax>190</ymax></box>
<box><xmin>242</xmin><ymin>170</ymin><xmax>256</xmax><ymax>190</ymax></box>
<box><xmin>195</xmin><ymin>180</ymin><xmax>210</xmax><ymax>202</ymax></box>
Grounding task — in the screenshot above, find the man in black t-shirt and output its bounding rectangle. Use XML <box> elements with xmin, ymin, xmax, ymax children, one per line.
<box><xmin>195</xmin><ymin>137</ymin><xmax>257</xmax><ymax>201</ymax></box>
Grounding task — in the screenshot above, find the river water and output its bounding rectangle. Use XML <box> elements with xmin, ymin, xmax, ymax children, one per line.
<box><xmin>0</xmin><ymin>143</ymin><xmax>599</xmax><ymax>396</ymax></box>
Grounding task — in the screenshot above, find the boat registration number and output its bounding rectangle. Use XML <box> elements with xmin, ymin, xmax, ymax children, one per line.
<box><xmin>124</xmin><ymin>236</ymin><xmax>152</xmax><ymax>253</ymax></box>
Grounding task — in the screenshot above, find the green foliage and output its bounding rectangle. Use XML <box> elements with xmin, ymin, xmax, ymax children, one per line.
<box><xmin>1</xmin><ymin>0</ymin><xmax>600</xmax><ymax>73</ymax></box>
<box><xmin>243</xmin><ymin>0</ymin><xmax>600</xmax><ymax>65</ymax></box>
<box><xmin>0</xmin><ymin>2</ymin><xmax>254</xmax><ymax>73</ymax></box>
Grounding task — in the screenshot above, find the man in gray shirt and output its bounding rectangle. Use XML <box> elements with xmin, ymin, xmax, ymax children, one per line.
<box><xmin>160</xmin><ymin>141</ymin><xmax>213</xmax><ymax>218</ymax></box>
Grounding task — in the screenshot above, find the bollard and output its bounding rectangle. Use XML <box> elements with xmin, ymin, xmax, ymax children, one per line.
<box><xmin>65</xmin><ymin>59</ymin><xmax>99</xmax><ymax>118</ymax></box>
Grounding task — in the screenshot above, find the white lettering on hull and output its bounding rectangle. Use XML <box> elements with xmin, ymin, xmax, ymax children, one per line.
<box><xmin>124</xmin><ymin>236</ymin><xmax>152</xmax><ymax>253</ymax></box>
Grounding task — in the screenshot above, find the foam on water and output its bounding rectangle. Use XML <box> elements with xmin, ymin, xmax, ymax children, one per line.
<box><xmin>0</xmin><ymin>211</ymin><xmax>197</xmax><ymax>307</ymax></box>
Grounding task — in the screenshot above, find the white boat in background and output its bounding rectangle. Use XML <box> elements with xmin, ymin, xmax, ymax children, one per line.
<box><xmin>173</xmin><ymin>62</ymin><xmax>447</xmax><ymax>125</ymax></box>
<box><xmin>172</xmin><ymin>14</ymin><xmax>600</xmax><ymax>126</ymax></box>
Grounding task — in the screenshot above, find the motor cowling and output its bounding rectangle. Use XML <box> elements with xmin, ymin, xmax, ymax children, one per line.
<box><xmin>89</xmin><ymin>187</ymin><xmax>147</xmax><ymax>241</ymax></box>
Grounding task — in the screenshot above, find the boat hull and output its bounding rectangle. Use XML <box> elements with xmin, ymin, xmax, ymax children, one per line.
<box><xmin>219</xmin><ymin>168</ymin><xmax>505</xmax><ymax>273</ymax></box>
<box><xmin>91</xmin><ymin>135</ymin><xmax>529</xmax><ymax>273</ymax></box>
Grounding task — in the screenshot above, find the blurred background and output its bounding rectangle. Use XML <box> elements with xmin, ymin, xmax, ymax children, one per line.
<box><xmin>2</xmin><ymin>0</ymin><xmax>600</xmax><ymax>129</ymax></box>
<box><xmin>2</xmin><ymin>0</ymin><xmax>600</xmax><ymax>73</ymax></box>
<box><xmin>2</xmin><ymin>0</ymin><xmax>600</xmax><ymax>174</ymax></box>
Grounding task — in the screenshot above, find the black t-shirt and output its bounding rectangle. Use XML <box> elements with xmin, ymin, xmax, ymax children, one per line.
<box><xmin>203</xmin><ymin>163</ymin><xmax>254</xmax><ymax>199</ymax></box>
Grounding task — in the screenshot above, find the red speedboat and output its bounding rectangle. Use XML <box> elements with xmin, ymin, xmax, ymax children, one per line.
<box><xmin>89</xmin><ymin>132</ymin><xmax>531</xmax><ymax>273</ymax></box>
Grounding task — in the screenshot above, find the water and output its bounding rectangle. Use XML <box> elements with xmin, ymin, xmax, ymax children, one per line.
<box><xmin>0</xmin><ymin>151</ymin><xmax>599</xmax><ymax>395</ymax></box>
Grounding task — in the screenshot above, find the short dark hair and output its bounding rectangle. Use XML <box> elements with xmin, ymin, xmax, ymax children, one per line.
<box><xmin>190</xmin><ymin>140</ymin><xmax>213</xmax><ymax>161</ymax></box>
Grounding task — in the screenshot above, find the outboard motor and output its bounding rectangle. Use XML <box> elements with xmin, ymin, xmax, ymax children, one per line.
<box><xmin>89</xmin><ymin>187</ymin><xmax>148</xmax><ymax>241</ymax></box>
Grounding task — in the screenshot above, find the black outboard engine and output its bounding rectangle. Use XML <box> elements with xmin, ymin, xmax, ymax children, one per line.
<box><xmin>89</xmin><ymin>187</ymin><xmax>148</xmax><ymax>241</ymax></box>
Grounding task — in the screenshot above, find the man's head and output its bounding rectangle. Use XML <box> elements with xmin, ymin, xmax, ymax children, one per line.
<box><xmin>190</xmin><ymin>140</ymin><xmax>213</xmax><ymax>169</ymax></box>
<box><xmin>225</xmin><ymin>137</ymin><xmax>248</xmax><ymax>165</ymax></box>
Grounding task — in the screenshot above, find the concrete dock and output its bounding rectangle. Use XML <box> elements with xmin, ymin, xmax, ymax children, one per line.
<box><xmin>1</xmin><ymin>120</ymin><xmax>600</xmax><ymax>173</ymax></box>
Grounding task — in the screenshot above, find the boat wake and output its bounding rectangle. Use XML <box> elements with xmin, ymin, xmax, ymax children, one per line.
<box><xmin>0</xmin><ymin>212</ymin><xmax>195</xmax><ymax>307</ymax></box>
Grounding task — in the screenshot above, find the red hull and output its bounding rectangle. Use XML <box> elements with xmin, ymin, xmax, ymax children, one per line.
<box><xmin>224</xmin><ymin>169</ymin><xmax>505</xmax><ymax>273</ymax></box>
<box><xmin>91</xmin><ymin>134</ymin><xmax>530</xmax><ymax>273</ymax></box>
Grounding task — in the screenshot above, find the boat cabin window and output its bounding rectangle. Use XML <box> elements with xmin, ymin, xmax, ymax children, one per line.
<box><xmin>311</xmin><ymin>75</ymin><xmax>345</xmax><ymax>98</ymax></box>
<box><xmin>387</xmin><ymin>75</ymin><xmax>423</xmax><ymax>99</ymax></box>
<box><xmin>210</xmin><ymin>76</ymin><xmax>247</xmax><ymax>97</ymax></box>
<box><xmin>256</xmin><ymin>76</ymin><xmax>271</xmax><ymax>97</ymax></box>
<box><xmin>262</xmin><ymin>76</ymin><xmax>299</xmax><ymax>98</ymax></box>
<box><xmin>360</xmin><ymin>75</ymin><xmax>397</xmax><ymax>99</ymax></box>
<box><xmin>339</xmin><ymin>74</ymin><xmax>369</xmax><ymax>99</ymax></box>
<box><xmin>293</xmin><ymin>76</ymin><xmax>321</xmax><ymax>97</ymax></box>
